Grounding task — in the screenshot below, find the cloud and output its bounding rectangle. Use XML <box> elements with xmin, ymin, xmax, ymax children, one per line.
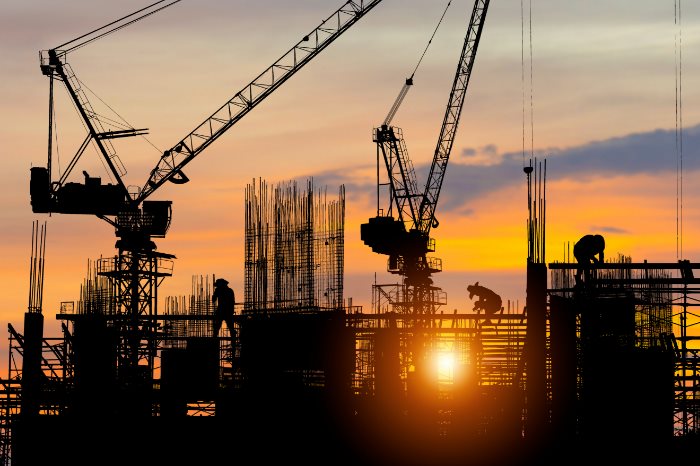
<box><xmin>590</xmin><ymin>226</ymin><xmax>630</xmax><ymax>234</ymax></box>
<box><xmin>482</xmin><ymin>144</ymin><xmax>498</xmax><ymax>156</ymax></box>
<box><xmin>542</xmin><ymin>126</ymin><xmax>700</xmax><ymax>176</ymax></box>
<box><xmin>311</xmin><ymin>124</ymin><xmax>700</xmax><ymax>216</ymax></box>
<box><xmin>439</xmin><ymin>124</ymin><xmax>700</xmax><ymax>211</ymax></box>
<box><xmin>461</xmin><ymin>144</ymin><xmax>499</xmax><ymax>162</ymax></box>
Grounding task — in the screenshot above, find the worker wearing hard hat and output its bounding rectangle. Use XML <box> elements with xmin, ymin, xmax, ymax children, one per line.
<box><xmin>212</xmin><ymin>278</ymin><xmax>236</xmax><ymax>348</ymax></box>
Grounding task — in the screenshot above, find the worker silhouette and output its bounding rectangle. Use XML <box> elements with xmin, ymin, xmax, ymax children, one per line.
<box><xmin>573</xmin><ymin>234</ymin><xmax>605</xmax><ymax>286</ymax></box>
<box><xmin>467</xmin><ymin>282</ymin><xmax>503</xmax><ymax>325</ymax></box>
<box><xmin>212</xmin><ymin>278</ymin><xmax>236</xmax><ymax>347</ymax></box>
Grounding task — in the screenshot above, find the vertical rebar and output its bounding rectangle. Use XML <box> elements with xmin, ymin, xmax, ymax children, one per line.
<box><xmin>28</xmin><ymin>221</ymin><xmax>47</xmax><ymax>314</ymax></box>
<box><xmin>244</xmin><ymin>178</ymin><xmax>345</xmax><ymax>314</ymax></box>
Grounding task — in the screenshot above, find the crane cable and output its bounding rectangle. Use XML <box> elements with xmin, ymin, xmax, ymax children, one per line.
<box><xmin>675</xmin><ymin>0</ymin><xmax>684</xmax><ymax>259</ymax></box>
<box><xmin>522</xmin><ymin>0</ymin><xmax>539</xmax><ymax>261</ymax></box>
<box><xmin>52</xmin><ymin>102</ymin><xmax>62</xmax><ymax>179</ymax></box>
<box><xmin>48</xmin><ymin>1</ymin><xmax>180</xmax><ymax>187</ymax></box>
<box><xmin>528</xmin><ymin>0</ymin><xmax>535</xmax><ymax>165</ymax></box>
<box><xmin>78</xmin><ymin>77</ymin><xmax>163</xmax><ymax>155</ymax></box>
<box><xmin>55</xmin><ymin>0</ymin><xmax>181</xmax><ymax>53</ymax></box>
<box><xmin>59</xmin><ymin>87</ymin><xmax>117</xmax><ymax>185</ymax></box>
<box><xmin>521</xmin><ymin>0</ymin><xmax>525</xmax><ymax>168</ymax></box>
<box><xmin>410</xmin><ymin>0</ymin><xmax>452</xmax><ymax>80</ymax></box>
<box><xmin>521</xmin><ymin>0</ymin><xmax>534</xmax><ymax>167</ymax></box>
<box><xmin>383</xmin><ymin>0</ymin><xmax>452</xmax><ymax>126</ymax></box>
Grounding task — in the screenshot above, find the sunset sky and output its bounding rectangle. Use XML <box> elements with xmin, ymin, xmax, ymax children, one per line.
<box><xmin>1</xmin><ymin>0</ymin><xmax>699</xmax><ymax>344</ymax></box>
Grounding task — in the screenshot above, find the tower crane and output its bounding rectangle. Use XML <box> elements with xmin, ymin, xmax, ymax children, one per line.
<box><xmin>29</xmin><ymin>0</ymin><xmax>384</xmax><ymax>380</ymax></box>
<box><xmin>361</xmin><ymin>0</ymin><xmax>490</xmax><ymax>315</ymax></box>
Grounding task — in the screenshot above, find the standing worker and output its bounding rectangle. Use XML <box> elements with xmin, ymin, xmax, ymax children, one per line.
<box><xmin>212</xmin><ymin>278</ymin><xmax>236</xmax><ymax>348</ymax></box>
<box><xmin>573</xmin><ymin>234</ymin><xmax>605</xmax><ymax>286</ymax></box>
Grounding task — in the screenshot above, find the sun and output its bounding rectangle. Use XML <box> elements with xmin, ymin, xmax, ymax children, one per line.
<box><xmin>436</xmin><ymin>351</ymin><xmax>456</xmax><ymax>384</ymax></box>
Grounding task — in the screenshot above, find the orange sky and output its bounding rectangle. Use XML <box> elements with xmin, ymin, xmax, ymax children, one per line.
<box><xmin>1</xmin><ymin>0</ymin><xmax>700</xmax><ymax>343</ymax></box>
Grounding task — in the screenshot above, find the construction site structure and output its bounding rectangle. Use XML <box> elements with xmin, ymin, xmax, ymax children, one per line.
<box><xmin>0</xmin><ymin>172</ymin><xmax>532</xmax><ymax>465</ymax></box>
<box><xmin>29</xmin><ymin>0</ymin><xmax>386</xmax><ymax>396</ymax></box>
<box><xmin>4</xmin><ymin>168</ymin><xmax>700</xmax><ymax>465</ymax></box>
<box><xmin>244</xmin><ymin>178</ymin><xmax>345</xmax><ymax>315</ymax></box>
<box><xmin>3</xmin><ymin>1</ymin><xmax>700</xmax><ymax>465</ymax></box>
<box><xmin>361</xmin><ymin>0</ymin><xmax>491</xmax><ymax>320</ymax></box>
<box><xmin>542</xmin><ymin>259</ymin><xmax>700</xmax><ymax>462</ymax></box>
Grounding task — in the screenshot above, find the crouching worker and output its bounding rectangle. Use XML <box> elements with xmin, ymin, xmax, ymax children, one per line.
<box><xmin>573</xmin><ymin>234</ymin><xmax>605</xmax><ymax>287</ymax></box>
<box><xmin>467</xmin><ymin>281</ymin><xmax>503</xmax><ymax>326</ymax></box>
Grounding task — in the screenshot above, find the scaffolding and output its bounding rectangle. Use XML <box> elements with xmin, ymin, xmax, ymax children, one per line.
<box><xmin>346</xmin><ymin>285</ymin><xmax>527</xmax><ymax>443</ymax></box>
<box><xmin>164</xmin><ymin>275</ymin><xmax>217</xmax><ymax>346</ymax></box>
<box><xmin>548</xmin><ymin>260</ymin><xmax>700</xmax><ymax>437</ymax></box>
<box><xmin>163</xmin><ymin>275</ymin><xmax>236</xmax><ymax>395</ymax></box>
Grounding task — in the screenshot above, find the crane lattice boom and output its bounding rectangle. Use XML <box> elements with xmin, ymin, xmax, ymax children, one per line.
<box><xmin>361</xmin><ymin>0</ymin><xmax>491</xmax><ymax>289</ymax></box>
<box><xmin>138</xmin><ymin>0</ymin><xmax>383</xmax><ymax>203</ymax></box>
<box><xmin>32</xmin><ymin>0</ymin><xmax>385</xmax><ymax>242</ymax></box>
<box><xmin>417</xmin><ymin>0</ymin><xmax>490</xmax><ymax>234</ymax></box>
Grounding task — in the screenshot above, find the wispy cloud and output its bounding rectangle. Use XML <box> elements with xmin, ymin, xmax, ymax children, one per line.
<box><xmin>591</xmin><ymin>225</ymin><xmax>631</xmax><ymax>234</ymax></box>
<box><xmin>440</xmin><ymin>124</ymin><xmax>700</xmax><ymax>211</ymax></box>
<box><xmin>312</xmin><ymin>124</ymin><xmax>700</xmax><ymax>216</ymax></box>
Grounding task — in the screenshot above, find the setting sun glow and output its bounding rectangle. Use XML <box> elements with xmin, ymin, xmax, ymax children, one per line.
<box><xmin>436</xmin><ymin>351</ymin><xmax>456</xmax><ymax>384</ymax></box>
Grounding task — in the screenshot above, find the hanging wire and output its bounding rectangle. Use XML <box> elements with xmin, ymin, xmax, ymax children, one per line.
<box><xmin>383</xmin><ymin>0</ymin><xmax>452</xmax><ymax>126</ymax></box>
<box><xmin>78</xmin><ymin>78</ymin><xmax>163</xmax><ymax>154</ymax></box>
<box><xmin>675</xmin><ymin>0</ymin><xmax>679</xmax><ymax>259</ymax></box>
<box><xmin>543</xmin><ymin>158</ymin><xmax>547</xmax><ymax>263</ymax></box>
<box><xmin>63</xmin><ymin>92</ymin><xmax>116</xmax><ymax>184</ymax></box>
<box><xmin>529</xmin><ymin>0</ymin><xmax>535</xmax><ymax>161</ymax></box>
<box><xmin>56</xmin><ymin>0</ymin><xmax>181</xmax><ymax>53</ymax></box>
<box><xmin>522</xmin><ymin>1</ymin><xmax>541</xmax><ymax>263</ymax></box>
<box><xmin>674</xmin><ymin>0</ymin><xmax>684</xmax><ymax>259</ymax></box>
<box><xmin>48</xmin><ymin>1</ymin><xmax>180</xmax><ymax>184</ymax></box>
<box><xmin>410</xmin><ymin>0</ymin><xmax>452</xmax><ymax>80</ymax></box>
<box><xmin>53</xmin><ymin>102</ymin><xmax>62</xmax><ymax>179</ymax></box>
<box><xmin>521</xmin><ymin>0</ymin><xmax>525</xmax><ymax>167</ymax></box>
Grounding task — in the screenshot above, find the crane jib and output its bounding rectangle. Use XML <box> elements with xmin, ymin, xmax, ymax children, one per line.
<box><xmin>33</xmin><ymin>0</ymin><xmax>386</xmax><ymax>246</ymax></box>
<box><xmin>418</xmin><ymin>0</ymin><xmax>490</xmax><ymax>234</ymax></box>
<box><xmin>137</xmin><ymin>0</ymin><xmax>384</xmax><ymax>204</ymax></box>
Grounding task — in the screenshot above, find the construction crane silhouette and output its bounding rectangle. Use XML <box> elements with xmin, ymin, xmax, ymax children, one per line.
<box><xmin>29</xmin><ymin>0</ymin><xmax>384</xmax><ymax>381</ymax></box>
<box><xmin>361</xmin><ymin>0</ymin><xmax>490</xmax><ymax>315</ymax></box>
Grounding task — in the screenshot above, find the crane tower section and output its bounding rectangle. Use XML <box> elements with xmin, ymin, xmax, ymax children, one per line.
<box><xmin>362</xmin><ymin>0</ymin><xmax>490</xmax><ymax>301</ymax></box>
<box><xmin>30</xmin><ymin>0</ymin><xmax>386</xmax><ymax>384</ymax></box>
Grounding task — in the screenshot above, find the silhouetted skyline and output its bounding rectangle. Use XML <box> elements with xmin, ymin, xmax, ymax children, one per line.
<box><xmin>1</xmin><ymin>0</ymin><xmax>698</xmax><ymax>368</ymax></box>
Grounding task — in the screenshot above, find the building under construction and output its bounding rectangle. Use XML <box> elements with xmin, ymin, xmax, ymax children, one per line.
<box><xmin>2</xmin><ymin>170</ymin><xmax>700</xmax><ymax>465</ymax></box>
<box><xmin>5</xmin><ymin>0</ymin><xmax>700</xmax><ymax>464</ymax></box>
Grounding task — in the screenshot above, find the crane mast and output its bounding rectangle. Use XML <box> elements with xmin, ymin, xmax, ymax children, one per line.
<box><xmin>362</xmin><ymin>0</ymin><xmax>490</xmax><ymax>309</ymax></box>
